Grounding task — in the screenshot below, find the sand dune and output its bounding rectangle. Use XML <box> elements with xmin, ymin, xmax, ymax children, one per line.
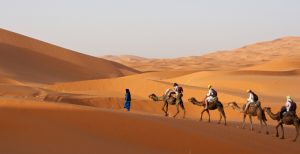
<box><xmin>0</xmin><ymin>100</ymin><xmax>299</xmax><ymax>154</ymax></box>
<box><xmin>49</xmin><ymin>71</ymin><xmax>247</xmax><ymax>122</ymax></box>
<box><xmin>242</xmin><ymin>56</ymin><xmax>300</xmax><ymax>71</ymax></box>
<box><xmin>103</xmin><ymin>55</ymin><xmax>149</xmax><ymax>63</ymax></box>
<box><xmin>102</xmin><ymin>36</ymin><xmax>300</xmax><ymax>72</ymax></box>
<box><xmin>49</xmin><ymin>71</ymin><xmax>213</xmax><ymax>101</ymax></box>
<box><xmin>48</xmin><ymin>70</ymin><xmax>300</xmax><ymax>126</ymax></box>
<box><xmin>159</xmin><ymin>55</ymin><xmax>300</xmax><ymax>101</ymax></box>
<box><xmin>0</xmin><ymin>29</ymin><xmax>139</xmax><ymax>84</ymax></box>
<box><xmin>166</xmin><ymin>71</ymin><xmax>300</xmax><ymax>102</ymax></box>
<box><xmin>0</xmin><ymin>76</ymin><xmax>24</xmax><ymax>85</ymax></box>
<box><xmin>0</xmin><ymin>28</ymin><xmax>299</xmax><ymax>154</ymax></box>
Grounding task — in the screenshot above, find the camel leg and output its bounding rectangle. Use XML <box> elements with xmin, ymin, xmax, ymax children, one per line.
<box><xmin>223</xmin><ymin>111</ymin><xmax>227</xmax><ymax>126</ymax></box>
<box><xmin>165</xmin><ymin>103</ymin><xmax>169</xmax><ymax>117</ymax></box>
<box><xmin>162</xmin><ymin>101</ymin><xmax>169</xmax><ymax>117</ymax></box>
<box><xmin>280</xmin><ymin>123</ymin><xmax>284</xmax><ymax>139</ymax></box>
<box><xmin>259</xmin><ymin>119</ymin><xmax>263</xmax><ymax>133</ymax></box>
<box><xmin>242</xmin><ymin>114</ymin><xmax>246</xmax><ymax>129</ymax></box>
<box><xmin>180</xmin><ymin>102</ymin><xmax>186</xmax><ymax>119</ymax></box>
<box><xmin>200</xmin><ymin>109</ymin><xmax>206</xmax><ymax>121</ymax></box>
<box><xmin>218</xmin><ymin>108</ymin><xmax>226</xmax><ymax>126</ymax></box>
<box><xmin>263</xmin><ymin>120</ymin><xmax>269</xmax><ymax>134</ymax></box>
<box><xmin>173</xmin><ymin>103</ymin><xmax>180</xmax><ymax>118</ymax></box>
<box><xmin>207</xmin><ymin>110</ymin><xmax>210</xmax><ymax>123</ymax></box>
<box><xmin>217</xmin><ymin>107</ymin><xmax>222</xmax><ymax>124</ymax></box>
<box><xmin>218</xmin><ymin>112</ymin><xmax>222</xmax><ymax>124</ymax></box>
<box><xmin>293</xmin><ymin>121</ymin><xmax>299</xmax><ymax>142</ymax></box>
<box><xmin>249</xmin><ymin>115</ymin><xmax>253</xmax><ymax>131</ymax></box>
<box><xmin>161</xmin><ymin>101</ymin><xmax>167</xmax><ymax>115</ymax></box>
<box><xmin>161</xmin><ymin>101</ymin><xmax>167</xmax><ymax>114</ymax></box>
<box><xmin>275</xmin><ymin>123</ymin><xmax>280</xmax><ymax>137</ymax></box>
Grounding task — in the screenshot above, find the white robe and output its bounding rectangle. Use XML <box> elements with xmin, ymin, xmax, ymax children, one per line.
<box><xmin>206</xmin><ymin>89</ymin><xmax>216</xmax><ymax>103</ymax></box>
<box><xmin>286</xmin><ymin>99</ymin><xmax>293</xmax><ymax>112</ymax></box>
<box><xmin>247</xmin><ymin>93</ymin><xmax>255</xmax><ymax>103</ymax></box>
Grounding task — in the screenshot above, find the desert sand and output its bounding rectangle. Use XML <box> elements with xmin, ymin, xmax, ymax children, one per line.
<box><xmin>102</xmin><ymin>37</ymin><xmax>300</xmax><ymax>72</ymax></box>
<box><xmin>0</xmin><ymin>29</ymin><xmax>299</xmax><ymax>154</ymax></box>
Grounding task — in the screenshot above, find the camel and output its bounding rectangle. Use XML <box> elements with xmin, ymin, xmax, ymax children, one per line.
<box><xmin>228</xmin><ymin>102</ymin><xmax>269</xmax><ymax>134</ymax></box>
<box><xmin>264</xmin><ymin>107</ymin><xmax>299</xmax><ymax>142</ymax></box>
<box><xmin>188</xmin><ymin>97</ymin><xmax>226</xmax><ymax>125</ymax></box>
<box><xmin>148</xmin><ymin>92</ymin><xmax>185</xmax><ymax>118</ymax></box>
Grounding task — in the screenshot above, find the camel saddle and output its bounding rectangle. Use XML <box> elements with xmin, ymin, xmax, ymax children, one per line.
<box><xmin>208</xmin><ymin>101</ymin><xmax>222</xmax><ymax>108</ymax></box>
<box><xmin>243</xmin><ymin>101</ymin><xmax>261</xmax><ymax>114</ymax></box>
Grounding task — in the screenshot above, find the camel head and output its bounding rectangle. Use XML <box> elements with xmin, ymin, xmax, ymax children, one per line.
<box><xmin>228</xmin><ymin>102</ymin><xmax>238</xmax><ymax>108</ymax></box>
<box><xmin>148</xmin><ymin>94</ymin><xmax>159</xmax><ymax>101</ymax></box>
<box><xmin>148</xmin><ymin>93</ymin><xmax>156</xmax><ymax>98</ymax></box>
<box><xmin>227</xmin><ymin>102</ymin><xmax>244</xmax><ymax>112</ymax></box>
<box><xmin>263</xmin><ymin>107</ymin><xmax>271</xmax><ymax>112</ymax></box>
<box><xmin>188</xmin><ymin>97</ymin><xmax>204</xmax><ymax>106</ymax></box>
<box><xmin>188</xmin><ymin>97</ymin><xmax>197</xmax><ymax>103</ymax></box>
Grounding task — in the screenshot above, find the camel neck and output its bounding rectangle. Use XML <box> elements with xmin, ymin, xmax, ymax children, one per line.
<box><xmin>266</xmin><ymin>109</ymin><xmax>280</xmax><ymax>120</ymax></box>
<box><xmin>192</xmin><ymin>99</ymin><xmax>204</xmax><ymax>106</ymax></box>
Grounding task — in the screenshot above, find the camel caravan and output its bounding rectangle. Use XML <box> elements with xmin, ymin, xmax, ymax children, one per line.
<box><xmin>149</xmin><ymin>83</ymin><xmax>300</xmax><ymax>142</ymax></box>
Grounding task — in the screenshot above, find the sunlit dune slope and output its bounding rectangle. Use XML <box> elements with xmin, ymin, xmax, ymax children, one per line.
<box><xmin>165</xmin><ymin>57</ymin><xmax>300</xmax><ymax>102</ymax></box>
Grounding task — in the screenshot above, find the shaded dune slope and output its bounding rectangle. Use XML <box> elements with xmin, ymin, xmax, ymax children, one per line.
<box><xmin>0</xmin><ymin>29</ymin><xmax>139</xmax><ymax>84</ymax></box>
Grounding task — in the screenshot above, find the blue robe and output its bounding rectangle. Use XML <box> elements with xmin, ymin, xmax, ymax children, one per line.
<box><xmin>124</xmin><ymin>93</ymin><xmax>131</xmax><ymax>111</ymax></box>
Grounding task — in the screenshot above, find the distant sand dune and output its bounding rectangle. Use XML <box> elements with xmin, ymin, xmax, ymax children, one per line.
<box><xmin>231</xmin><ymin>69</ymin><xmax>300</xmax><ymax>76</ymax></box>
<box><xmin>0</xmin><ymin>76</ymin><xmax>24</xmax><ymax>85</ymax></box>
<box><xmin>242</xmin><ymin>56</ymin><xmax>300</xmax><ymax>71</ymax></box>
<box><xmin>102</xmin><ymin>36</ymin><xmax>300</xmax><ymax>72</ymax></box>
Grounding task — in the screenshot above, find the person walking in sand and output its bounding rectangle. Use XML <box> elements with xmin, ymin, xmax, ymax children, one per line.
<box><xmin>124</xmin><ymin>89</ymin><xmax>131</xmax><ymax>111</ymax></box>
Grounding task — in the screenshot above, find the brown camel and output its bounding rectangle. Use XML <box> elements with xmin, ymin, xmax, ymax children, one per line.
<box><xmin>188</xmin><ymin>97</ymin><xmax>226</xmax><ymax>125</ymax></box>
<box><xmin>149</xmin><ymin>93</ymin><xmax>185</xmax><ymax>118</ymax></box>
<box><xmin>228</xmin><ymin>102</ymin><xmax>269</xmax><ymax>134</ymax></box>
<box><xmin>263</xmin><ymin>107</ymin><xmax>299</xmax><ymax>142</ymax></box>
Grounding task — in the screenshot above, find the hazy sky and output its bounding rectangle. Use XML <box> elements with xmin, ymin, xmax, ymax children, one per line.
<box><xmin>1</xmin><ymin>0</ymin><xmax>300</xmax><ymax>58</ymax></box>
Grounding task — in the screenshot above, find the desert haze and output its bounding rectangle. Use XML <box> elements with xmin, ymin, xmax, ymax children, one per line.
<box><xmin>0</xmin><ymin>28</ymin><xmax>299</xmax><ymax>154</ymax></box>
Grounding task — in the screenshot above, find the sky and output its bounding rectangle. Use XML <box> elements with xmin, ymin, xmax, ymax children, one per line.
<box><xmin>1</xmin><ymin>0</ymin><xmax>300</xmax><ymax>58</ymax></box>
